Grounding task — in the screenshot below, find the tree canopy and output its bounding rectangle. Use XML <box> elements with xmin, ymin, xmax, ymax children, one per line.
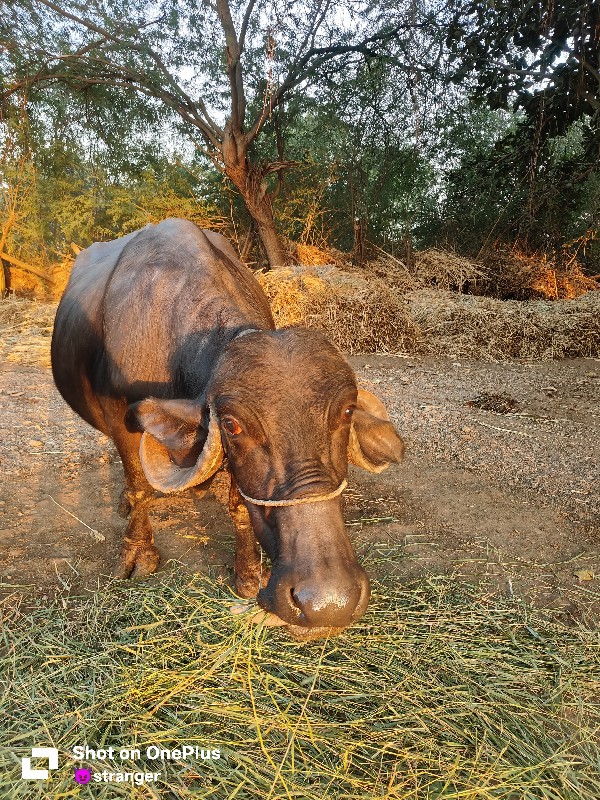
<box><xmin>1</xmin><ymin>0</ymin><xmax>598</xmax><ymax>274</ymax></box>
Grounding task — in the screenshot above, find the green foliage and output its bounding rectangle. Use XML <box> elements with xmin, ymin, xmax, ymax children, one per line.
<box><xmin>251</xmin><ymin>51</ymin><xmax>444</xmax><ymax>254</ymax></box>
<box><xmin>1</xmin><ymin>1</ymin><xmax>598</xmax><ymax>273</ymax></box>
<box><xmin>0</xmin><ymin>100</ymin><xmax>222</xmax><ymax>277</ymax></box>
<box><xmin>447</xmin><ymin>0</ymin><xmax>600</xmax><ymax>130</ymax></box>
<box><xmin>436</xmin><ymin>103</ymin><xmax>600</xmax><ymax>263</ymax></box>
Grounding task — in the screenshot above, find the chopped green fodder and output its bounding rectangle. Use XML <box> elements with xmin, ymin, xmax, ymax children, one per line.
<box><xmin>1</xmin><ymin>574</ymin><xmax>599</xmax><ymax>799</ymax></box>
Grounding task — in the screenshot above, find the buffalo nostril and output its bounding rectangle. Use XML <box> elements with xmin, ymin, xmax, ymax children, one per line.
<box><xmin>289</xmin><ymin>587</ymin><xmax>304</xmax><ymax>617</ymax></box>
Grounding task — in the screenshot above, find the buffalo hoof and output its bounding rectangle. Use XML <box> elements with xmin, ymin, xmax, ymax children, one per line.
<box><xmin>114</xmin><ymin>545</ymin><xmax>160</xmax><ymax>579</ymax></box>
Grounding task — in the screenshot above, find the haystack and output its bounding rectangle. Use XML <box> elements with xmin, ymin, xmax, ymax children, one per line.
<box><xmin>0</xmin><ymin>297</ymin><xmax>56</xmax><ymax>367</ymax></box>
<box><xmin>257</xmin><ymin>265</ymin><xmax>419</xmax><ymax>354</ymax></box>
<box><xmin>406</xmin><ymin>288</ymin><xmax>600</xmax><ymax>360</ymax></box>
<box><xmin>414</xmin><ymin>248</ymin><xmax>487</xmax><ymax>292</ymax></box>
<box><xmin>295</xmin><ymin>243</ymin><xmax>332</xmax><ymax>266</ymax></box>
<box><xmin>480</xmin><ymin>249</ymin><xmax>599</xmax><ymax>300</ymax></box>
<box><xmin>353</xmin><ymin>247</ymin><xmax>486</xmax><ymax>294</ymax></box>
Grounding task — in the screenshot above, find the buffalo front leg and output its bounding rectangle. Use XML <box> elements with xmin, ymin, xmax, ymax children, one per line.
<box><xmin>114</xmin><ymin>443</ymin><xmax>159</xmax><ymax>578</ymax></box>
<box><xmin>101</xmin><ymin>399</ymin><xmax>160</xmax><ymax>579</ymax></box>
<box><xmin>229</xmin><ymin>478</ymin><xmax>269</xmax><ymax>598</ymax></box>
<box><xmin>115</xmin><ymin>495</ymin><xmax>160</xmax><ymax>579</ymax></box>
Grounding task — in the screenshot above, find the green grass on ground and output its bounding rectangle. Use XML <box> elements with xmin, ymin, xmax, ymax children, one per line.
<box><xmin>1</xmin><ymin>573</ymin><xmax>599</xmax><ymax>799</ymax></box>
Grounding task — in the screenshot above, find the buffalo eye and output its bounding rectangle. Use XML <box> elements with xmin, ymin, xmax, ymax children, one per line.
<box><xmin>221</xmin><ymin>416</ymin><xmax>242</xmax><ymax>436</ymax></box>
<box><xmin>343</xmin><ymin>404</ymin><xmax>356</xmax><ymax>423</ymax></box>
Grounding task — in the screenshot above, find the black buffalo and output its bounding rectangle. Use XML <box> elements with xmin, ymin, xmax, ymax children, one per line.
<box><xmin>51</xmin><ymin>219</ymin><xmax>404</xmax><ymax>636</ymax></box>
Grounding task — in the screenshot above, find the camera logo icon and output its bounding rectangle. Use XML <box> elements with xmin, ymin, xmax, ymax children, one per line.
<box><xmin>21</xmin><ymin>747</ymin><xmax>59</xmax><ymax>780</ymax></box>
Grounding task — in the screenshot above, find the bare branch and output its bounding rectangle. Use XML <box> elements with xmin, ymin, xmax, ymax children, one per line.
<box><xmin>239</xmin><ymin>0</ymin><xmax>257</xmax><ymax>53</ymax></box>
<box><xmin>0</xmin><ymin>251</ymin><xmax>54</xmax><ymax>282</ymax></box>
<box><xmin>581</xmin><ymin>92</ymin><xmax>600</xmax><ymax>112</ymax></box>
<box><xmin>34</xmin><ymin>0</ymin><xmax>123</xmax><ymax>45</ymax></box>
<box><xmin>216</xmin><ymin>0</ymin><xmax>245</xmax><ymax>129</ymax></box>
<box><xmin>142</xmin><ymin>47</ymin><xmax>223</xmax><ymax>138</ymax></box>
<box><xmin>247</xmin><ymin>27</ymin><xmax>405</xmax><ymax>142</ymax></box>
<box><xmin>582</xmin><ymin>59</ymin><xmax>600</xmax><ymax>86</ymax></box>
<box><xmin>3</xmin><ymin>64</ymin><xmax>223</xmax><ymax>150</ymax></box>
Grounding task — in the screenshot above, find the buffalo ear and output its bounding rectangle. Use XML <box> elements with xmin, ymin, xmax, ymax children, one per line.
<box><xmin>127</xmin><ymin>398</ymin><xmax>224</xmax><ymax>493</ymax></box>
<box><xmin>348</xmin><ymin>390</ymin><xmax>404</xmax><ymax>473</ymax></box>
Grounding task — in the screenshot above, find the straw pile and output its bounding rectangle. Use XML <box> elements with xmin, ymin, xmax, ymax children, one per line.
<box><xmin>351</xmin><ymin>248</ymin><xmax>487</xmax><ymax>294</ymax></box>
<box><xmin>257</xmin><ymin>267</ymin><xmax>599</xmax><ymax>360</ymax></box>
<box><xmin>480</xmin><ymin>249</ymin><xmax>599</xmax><ymax>300</ymax></box>
<box><xmin>414</xmin><ymin>249</ymin><xmax>487</xmax><ymax>292</ymax></box>
<box><xmin>406</xmin><ymin>288</ymin><xmax>600</xmax><ymax>360</ymax></box>
<box><xmin>49</xmin><ymin>254</ymin><xmax>75</xmax><ymax>299</ymax></box>
<box><xmin>1</xmin><ymin>573</ymin><xmax>598</xmax><ymax>799</ymax></box>
<box><xmin>296</xmin><ymin>243</ymin><xmax>332</xmax><ymax>266</ymax></box>
<box><xmin>0</xmin><ymin>297</ymin><xmax>56</xmax><ymax>367</ymax></box>
<box><xmin>2</xmin><ymin>265</ymin><xmax>599</xmax><ymax>366</ymax></box>
<box><xmin>257</xmin><ymin>265</ymin><xmax>420</xmax><ymax>354</ymax></box>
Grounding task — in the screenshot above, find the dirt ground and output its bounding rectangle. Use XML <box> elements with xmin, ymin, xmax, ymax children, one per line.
<box><xmin>0</xmin><ymin>338</ymin><xmax>598</xmax><ymax>626</ymax></box>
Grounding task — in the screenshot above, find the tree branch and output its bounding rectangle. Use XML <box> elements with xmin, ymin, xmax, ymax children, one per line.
<box><xmin>582</xmin><ymin>58</ymin><xmax>600</xmax><ymax>86</ymax></box>
<box><xmin>0</xmin><ymin>251</ymin><xmax>54</xmax><ymax>282</ymax></box>
<box><xmin>239</xmin><ymin>0</ymin><xmax>257</xmax><ymax>53</ymax></box>
<box><xmin>4</xmin><ymin>65</ymin><xmax>224</xmax><ymax>150</ymax></box>
<box><xmin>216</xmin><ymin>0</ymin><xmax>245</xmax><ymax>130</ymax></box>
<box><xmin>31</xmin><ymin>0</ymin><xmax>223</xmax><ymax>138</ymax></box>
<box><xmin>247</xmin><ymin>28</ymin><xmax>405</xmax><ymax>142</ymax></box>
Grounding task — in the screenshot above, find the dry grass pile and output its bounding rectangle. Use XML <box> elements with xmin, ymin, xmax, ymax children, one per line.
<box><xmin>296</xmin><ymin>243</ymin><xmax>333</xmax><ymax>266</ymax></box>
<box><xmin>0</xmin><ymin>296</ymin><xmax>56</xmax><ymax>367</ymax></box>
<box><xmin>414</xmin><ymin>248</ymin><xmax>487</xmax><ymax>292</ymax></box>
<box><xmin>258</xmin><ymin>267</ymin><xmax>599</xmax><ymax>360</ymax></box>
<box><xmin>356</xmin><ymin>250</ymin><xmax>419</xmax><ymax>291</ymax></box>
<box><xmin>1</xmin><ymin>572</ymin><xmax>599</xmax><ymax>799</ymax></box>
<box><xmin>362</xmin><ymin>247</ymin><xmax>599</xmax><ymax>302</ymax></box>
<box><xmin>1</xmin><ymin>254</ymin><xmax>72</xmax><ymax>301</ymax></box>
<box><xmin>2</xmin><ymin>264</ymin><xmax>50</xmax><ymax>300</ymax></box>
<box><xmin>355</xmin><ymin>248</ymin><xmax>487</xmax><ymax>294</ymax></box>
<box><xmin>406</xmin><ymin>288</ymin><xmax>600</xmax><ymax>360</ymax></box>
<box><xmin>48</xmin><ymin>255</ymin><xmax>75</xmax><ymax>299</ymax></box>
<box><xmin>480</xmin><ymin>249</ymin><xmax>599</xmax><ymax>300</ymax></box>
<box><xmin>3</xmin><ymin>266</ymin><xmax>598</xmax><ymax>366</ymax></box>
<box><xmin>257</xmin><ymin>265</ymin><xmax>420</xmax><ymax>353</ymax></box>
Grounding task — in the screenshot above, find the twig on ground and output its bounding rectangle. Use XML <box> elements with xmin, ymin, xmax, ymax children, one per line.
<box><xmin>47</xmin><ymin>494</ymin><xmax>106</xmax><ymax>541</ymax></box>
<box><xmin>473</xmin><ymin>419</ymin><xmax>532</xmax><ymax>437</ymax></box>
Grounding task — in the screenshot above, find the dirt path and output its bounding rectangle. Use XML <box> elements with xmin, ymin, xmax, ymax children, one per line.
<box><xmin>0</xmin><ymin>353</ymin><xmax>598</xmax><ymax>624</ymax></box>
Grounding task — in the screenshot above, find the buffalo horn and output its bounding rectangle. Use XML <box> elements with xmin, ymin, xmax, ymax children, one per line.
<box><xmin>139</xmin><ymin>407</ymin><xmax>224</xmax><ymax>492</ymax></box>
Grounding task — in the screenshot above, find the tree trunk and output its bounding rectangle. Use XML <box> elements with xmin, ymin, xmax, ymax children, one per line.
<box><xmin>222</xmin><ymin>125</ymin><xmax>287</xmax><ymax>269</ymax></box>
<box><xmin>231</xmin><ymin>175</ymin><xmax>287</xmax><ymax>269</ymax></box>
<box><xmin>251</xmin><ymin>200</ymin><xmax>287</xmax><ymax>268</ymax></box>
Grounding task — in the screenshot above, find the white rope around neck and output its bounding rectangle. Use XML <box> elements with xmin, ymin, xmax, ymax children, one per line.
<box><xmin>237</xmin><ymin>478</ymin><xmax>347</xmax><ymax>507</ymax></box>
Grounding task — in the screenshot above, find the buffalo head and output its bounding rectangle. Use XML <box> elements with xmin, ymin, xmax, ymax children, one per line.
<box><xmin>127</xmin><ymin>327</ymin><xmax>404</xmax><ymax>635</ymax></box>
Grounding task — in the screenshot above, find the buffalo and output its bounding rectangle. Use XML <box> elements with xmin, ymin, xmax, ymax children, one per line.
<box><xmin>51</xmin><ymin>219</ymin><xmax>404</xmax><ymax>636</ymax></box>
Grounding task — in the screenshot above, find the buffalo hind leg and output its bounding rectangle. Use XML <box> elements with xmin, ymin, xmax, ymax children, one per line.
<box><xmin>229</xmin><ymin>479</ymin><xmax>269</xmax><ymax>598</ymax></box>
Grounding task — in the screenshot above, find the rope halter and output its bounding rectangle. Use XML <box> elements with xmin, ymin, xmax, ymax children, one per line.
<box><xmin>237</xmin><ymin>478</ymin><xmax>347</xmax><ymax>507</ymax></box>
